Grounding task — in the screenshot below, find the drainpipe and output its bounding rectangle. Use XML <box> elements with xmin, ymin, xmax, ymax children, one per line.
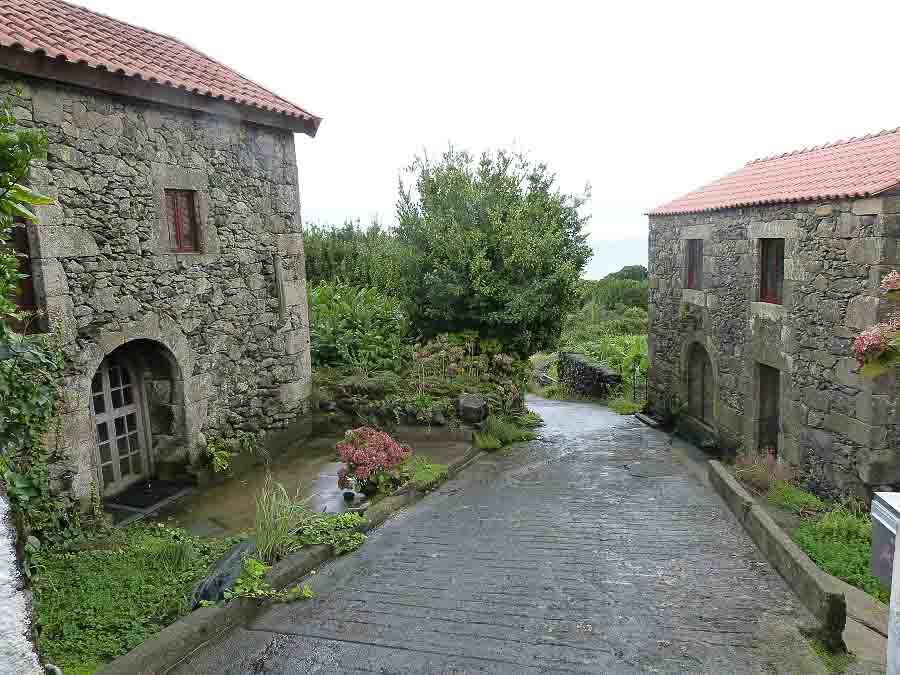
<box><xmin>0</xmin><ymin>488</ymin><xmax>43</xmax><ymax>674</ymax></box>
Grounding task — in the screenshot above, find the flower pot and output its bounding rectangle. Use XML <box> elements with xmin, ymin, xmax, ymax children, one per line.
<box><xmin>343</xmin><ymin>490</ymin><xmax>356</xmax><ymax>502</ymax></box>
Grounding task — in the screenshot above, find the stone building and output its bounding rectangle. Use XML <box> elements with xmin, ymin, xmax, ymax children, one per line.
<box><xmin>0</xmin><ymin>0</ymin><xmax>320</xmax><ymax>505</ymax></box>
<box><xmin>648</xmin><ymin>128</ymin><xmax>900</xmax><ymax>497</ymax></box>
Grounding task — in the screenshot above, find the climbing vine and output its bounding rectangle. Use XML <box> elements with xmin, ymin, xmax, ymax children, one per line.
<box><xmin>0</xmin><ymin>95</ymin><xmax>77</xmax><ymax>553</ymax></box>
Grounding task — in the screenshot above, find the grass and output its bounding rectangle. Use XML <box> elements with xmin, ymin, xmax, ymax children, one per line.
<box><xmin>607</xmin><ymin>396</ymin><xmax>644</xmax><ymax>415</ymax></box>
<box><xmin>767</xmin><ymin>480</ymin><xmax>825</xmax><ymax>514</ymax></box>
<box><xmin>399</xmin><ymin>455</ymin><xmax>449</xmax><ymax>491</ymax></box>
<box><xmin>793</xmin><ymin>503</ymin><xmax>890</xmax><ymax>603</ymax></box>
<box><xmin>255</xmin><ymin>473</ymin><xmax>314</xmax><ymax>563</ymax></box>
<box><xmin>31</xmin><ymin>524</ymin><xmax>236</xmax><ymax>674</ymax></box>
<box><xmin>483</xmin><ymin>415</ymin><xmax>538</xmax><ymax>444</ymax></box>
<box><xmin>473</xmin><ymin>431</ymin><xmax>503</xmax><ymax>451</ymax></box>
<box><xmin>809</xmin><ymin>637</ymin><xmax>856</xmax><ymax>673</ymax></box>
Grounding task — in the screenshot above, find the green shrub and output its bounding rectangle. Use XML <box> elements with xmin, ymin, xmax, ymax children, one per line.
<box><xmin>31</xmin><ymin>525</ymin><xmax>235</xmax><ymax>673</ymax></box>
<box><xmin>255</xmin><ymin>474</ymin><xmax>313</xmax><ymax>563</ymax></box>
<box><xmin>297</xmin><ymin>511</ymin><xmax>367</xmax><ymax>555</ymax></box>
<box><xmin>794</xmin><ymin>504</ymin><xmax>889</xmax><ymax>603</ymax></box>
<box><xmin>768</xmin><ymin>481</ymin><xmax>825</xmax><ymax>514</ymax></box>
<box><xmin>608</xmin><ymin>397</ymin><xmax>644</xmax><ymax>415</ymax></box>
<box><xmin>514</xmin><ymin>409</ymin><xmax>545</xmax><ymax>429</ymax></box>
<box><xmin>473</xmin><ymin>431</ymin><xmax>503</xmax><ymax>451</ymax></box>
<box><xmin>309</xmin><ymin>281</ymin><xmax>407</xmax><ymax>370</ymax></box>
<box><xmin>399</xmin><ymin>456</ymin><xmax>449</xmax><ymax>491</ymax></box>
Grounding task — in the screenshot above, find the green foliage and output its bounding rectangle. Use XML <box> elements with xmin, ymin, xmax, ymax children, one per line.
<box><xmin>304</xmin><ymin>219</ymin><xmax>405</xmax><ymax>296</ymax></box>
<box><xmin>204</xmin><ymin>437</ymin><xmax>233</xmax><ymax>473</ymax></box>
<box><xmin>31</xmin><ymin>524</ymin><xmax>236</xmax><ymax>673</ymax></box>
<box><xmin>309</xmin><ymin>281</ymin><xmax>407</xmax><ymax>370</ymax></box>
<box><xmin>473</xmin><ymin>431</ymin><xmax>503</xmax><ymax>451</ymax></box>
<box><xmin>767</xmin><ymin>480</ymin><xmax>825</xmax><ymax>514</ymax></box>
<box><xmin>794</xmin><ymin>503</ymin><xmax>889</xmax><ymax>603</ymax></box>
<box><xmin>398</xmin><ymin>455</ymin><xmax>449</xmax><ymax>491</ymax></box>
<box><xmin>396</xmin><ymin>147</ymin><xmax>592</xmax><ymax>356</ymax></box>
<box><xmin>809</xmin><ymin>638</ymin><xmax>854</xmax><ymax>674</ymax></box>
<box><xmin>254</xmin><ymin>474</ymin><xmax>314</xmax><ymax>563</ymax></box>
<box><xmin>297</xmin><ymin>511</ymin><xmax>367</xmax><ymax>555</ymax></box>
<box><xmin>0</xmin><ymin>97</ymin><xmax>76</xmax><ymax>553</ymax></box>
<box><xmin>222</xmin><ymin>556</ymin><xmax>315</xmax><ymax>603</ymax></box>
<box><xmin>473</xmin><ymin>415</ymin><xmax>538</xmax><ymax>450</ymax></box>
<box><xmin>608</xmin><ymin>397</ymin><xmax>644</xmax><ymax>415</ymax></box>
<box><xmin>514</xmin><ymin>409</ymin><xmax>545</xmax><ymax>429</ymax></box>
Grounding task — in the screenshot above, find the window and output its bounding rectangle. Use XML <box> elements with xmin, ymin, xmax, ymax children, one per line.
<box><xmin>760</xmin><ymin>238</ymin><xmax>784</xmax><ymax>304</ymax></box>
<box><xmin>164</xmin><ymin>189</ymin><xmax>199</xmax><ymax>252</ymax></box>
<box><xmin>4</xmin><ymin>222</ymin><xmax>36</xmax><ymax>333</ymax></box>
<box><xmin>685</xmin><ymin>239</ymin><xmax>703</xmax><ymax>290</ymax></box>
<box><xmin>758</xmin><ymin>364</ymin><xmax>780</xmax><ymax>452</ymax></box>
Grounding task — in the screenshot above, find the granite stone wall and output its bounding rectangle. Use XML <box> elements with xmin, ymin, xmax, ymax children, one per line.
<box><xmin>648</xmin><ymin>197</ymin><xmax>900</xmax><ymax>498</ymax></box>
<box><xmin>2</xmin><ymin>75</ymin><xmax>312</xmax><ymax>504</ymax></box>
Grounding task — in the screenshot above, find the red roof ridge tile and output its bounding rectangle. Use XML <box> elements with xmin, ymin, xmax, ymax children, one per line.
<box><xmin>747</xmin><ymin>126</ymin><xmax>900</xmax><ymax>165</ymax></box>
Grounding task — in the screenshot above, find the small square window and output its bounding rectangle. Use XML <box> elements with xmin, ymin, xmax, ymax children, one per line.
<box><xmin>760</xmin><ymin>238</ymin><xmax>784</xmax><ymax>304</ymax></box>
<box><xmin>164</xmin><ymin>189</ymin><xmax>199</xmax><ymax>252</ymax></box>
<box><xmin>685</xmin><ymin>239</ymin><xmax>703</xmax><ymax>290</ymax></box>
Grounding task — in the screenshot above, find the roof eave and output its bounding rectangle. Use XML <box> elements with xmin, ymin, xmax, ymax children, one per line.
<box><xmin>0</xmin><ymin>46</ymin><xmax>321</xmax><ymax>136</ymax></box>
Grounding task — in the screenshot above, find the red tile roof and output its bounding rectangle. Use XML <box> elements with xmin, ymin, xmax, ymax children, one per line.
<box><xmin>0</xmin><ymin>0</ymin><xmax>320</xmax><ymax>134</ymax></box>
<box><xmin>650</xmin><ymin>127</ymin><xmax>900</xmax><ymax>215</ymax></box>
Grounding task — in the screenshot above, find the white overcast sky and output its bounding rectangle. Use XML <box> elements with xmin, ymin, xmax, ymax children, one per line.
<box><xmin>76</xmin><ymin>0</ymin><xmax>900</xmax><ymax>278</ymax></box>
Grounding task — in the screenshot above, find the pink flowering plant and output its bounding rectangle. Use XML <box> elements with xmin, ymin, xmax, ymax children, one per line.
<box><xmin>337</xmin><ymin>427</ymin><xmax>411</xmax><ymax>496</ymax></box>
<box><xmin>853</xmin><ymin>270</ymin><xmax>900</xmax><ymax>376</ymax></box>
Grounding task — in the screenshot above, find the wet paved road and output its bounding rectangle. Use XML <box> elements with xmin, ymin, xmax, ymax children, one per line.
<box><xmin>174</xmin><ymin>398</ymin><xmax>821</xmax><ymax>673</ymax></box>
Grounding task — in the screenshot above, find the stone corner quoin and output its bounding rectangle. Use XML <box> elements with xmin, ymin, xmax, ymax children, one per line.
<box><xmin>647</xmin><ymin>194</ymin><xmax>900</xmax><ymax>498</ymax></box>
<box><xmin>4</xmin><ymin>69</ymin><xmax>313</xmax><ymax>507</ymax></box>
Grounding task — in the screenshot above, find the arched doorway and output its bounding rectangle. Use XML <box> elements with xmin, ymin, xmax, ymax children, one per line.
<box><xmin>91</xmin><ymin>356</ymin><xmax>147</xmax><ymax>494</ymax></box>
<box><xmin>89</xmin><ymin>339</ymin><xmax>185</xmax><ymax>496</ymax></box>
<box><xmin>687</xmin><ymin>342</ymin><xmax>714</xmax><ymax>426</ymax></box>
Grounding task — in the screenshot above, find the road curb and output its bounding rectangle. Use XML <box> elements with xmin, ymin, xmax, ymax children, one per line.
<box><xmin>707</xmin><ymin>460</ymin><xmax>847</xmax><ymax>649</ymax></box>
<box><xmin>100</xmin><ymin>447</ymin><xmax>487</xmax><ymax>675</ymax></box>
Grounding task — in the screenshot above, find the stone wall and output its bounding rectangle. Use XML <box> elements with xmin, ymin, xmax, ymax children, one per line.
<box><xmin>648</xmin><ymin>197</ymin><xmax>900</xmax><ymax>498</ymax></box>
<box><xmin>558</xmin><ymin>352</ymin><xmax>622</xmax><ymax>399</ymax></box>
<box><xmin>2</xmin><ymin>74</ymin><xmax>312</xmax><ymax>504</ymax></box>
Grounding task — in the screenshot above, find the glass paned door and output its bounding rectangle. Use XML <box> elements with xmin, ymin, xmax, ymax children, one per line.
<box><xmin>90</xmin><ymin>359</ymin><xmax>146</xmax><ymax>494</ymax></box>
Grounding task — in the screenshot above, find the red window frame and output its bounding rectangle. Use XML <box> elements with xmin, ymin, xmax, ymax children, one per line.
<box><xmin>686</xmin><ymin>239</ymin><xmax>703</xmax><ymax>290</ymax></box>
<box><xmin>164</xmin><ymin>189</ymin><xmax>199</xmax><ymax>253</ymax></box>
<box><xmin>760</xmin><ymin>238</ymin><xmax>784</xmax><ymax>305</ymax></box>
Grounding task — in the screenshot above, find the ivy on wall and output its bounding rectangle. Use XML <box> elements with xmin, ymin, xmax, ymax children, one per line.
<box><xmin>0</xmin><ymin>94</ymin><xmax>77</xmax><ymax>555</ymax></box>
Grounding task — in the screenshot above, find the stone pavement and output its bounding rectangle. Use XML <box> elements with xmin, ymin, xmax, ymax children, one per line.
<box><xmin>173</xmin><ymin>398</ymin><xmax>824</xmax><ymax>673</ymax></box>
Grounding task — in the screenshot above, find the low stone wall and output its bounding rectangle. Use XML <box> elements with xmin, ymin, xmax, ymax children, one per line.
<box><xmin>558</xmin><ymin>352</ymin><xmax>622</xmax><ymax>399</ymax></box>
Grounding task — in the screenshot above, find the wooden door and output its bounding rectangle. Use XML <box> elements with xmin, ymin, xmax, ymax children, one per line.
<box><xmin>90</xmin><ymin>359</ymin><xmax>147</xmax><ymax>495</ymax></box>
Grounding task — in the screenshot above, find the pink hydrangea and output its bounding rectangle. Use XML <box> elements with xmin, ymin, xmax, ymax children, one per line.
<box><xmin>336</xmin><ymin>427</ymin><xmax>410</xmax><ymax>491</ymax></box>
<box><xmin>882</xmin><ymin>270</ymin><xmax>900</xmax><ymax>292</ymax></box>
<box><xmin>853</xmin><ymin>321</ymin><xmax>899</xmax><ymax>367</ymax></box>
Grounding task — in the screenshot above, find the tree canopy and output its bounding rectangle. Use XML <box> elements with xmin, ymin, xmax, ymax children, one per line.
<box><xmin>395</xmin><ymin>148</ymin><xmax>591</xmax><ymax>356</ymax></box>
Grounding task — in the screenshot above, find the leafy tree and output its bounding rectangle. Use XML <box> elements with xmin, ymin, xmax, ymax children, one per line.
<box><xmin>605</xmin><ymin>264</ymin><xmax>648</xmax><ymax>282</ymax></box>
<box><xmin>396</xmin><ymin>148</ymin><xmax>591</xmax><ymax>356</ymax></box>
<box><xmin>303</xmin><ymin>219</ymin><xmax>405</xmax><ymax>296</ymax></box>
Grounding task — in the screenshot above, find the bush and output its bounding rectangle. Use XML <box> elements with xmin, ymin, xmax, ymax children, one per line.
<box><xmin>473</xmin><ymin>431</ymin><xmax>503</xmax><ymax>451</ymax></box>
<box><xmin>309</xmin><ymin>282</ymin><xmax>407</xmax><ymax>371</ymax></box>
<box><xmin>336</xmin><ymin>427</ymin><xmax>410</xmax><ymax>495</ymax></box>
<box><xmin>303</xmin><ymin>220</ymin><xmax>405</xmax><ymax>296</ymax></box>
<box><xmin>255</xmin><ymin>474</ymin><xmax>314</xmax><ymax>563</ymax></box>
<box><xmin>31</xmin><ymin>525</ymin><xmax>235</xmax><ymax>673</ymax></box>
<box><xmin>396</xmin><ymin>147</ymin><xmax>591</xmax><ymax>356</ymax></box>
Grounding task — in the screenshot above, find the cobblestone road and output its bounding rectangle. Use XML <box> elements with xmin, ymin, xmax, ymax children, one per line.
<box><xmin>174</xmin><ymin>398</ymin><xmax>821</xmax><ymax>673</ymax></box>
